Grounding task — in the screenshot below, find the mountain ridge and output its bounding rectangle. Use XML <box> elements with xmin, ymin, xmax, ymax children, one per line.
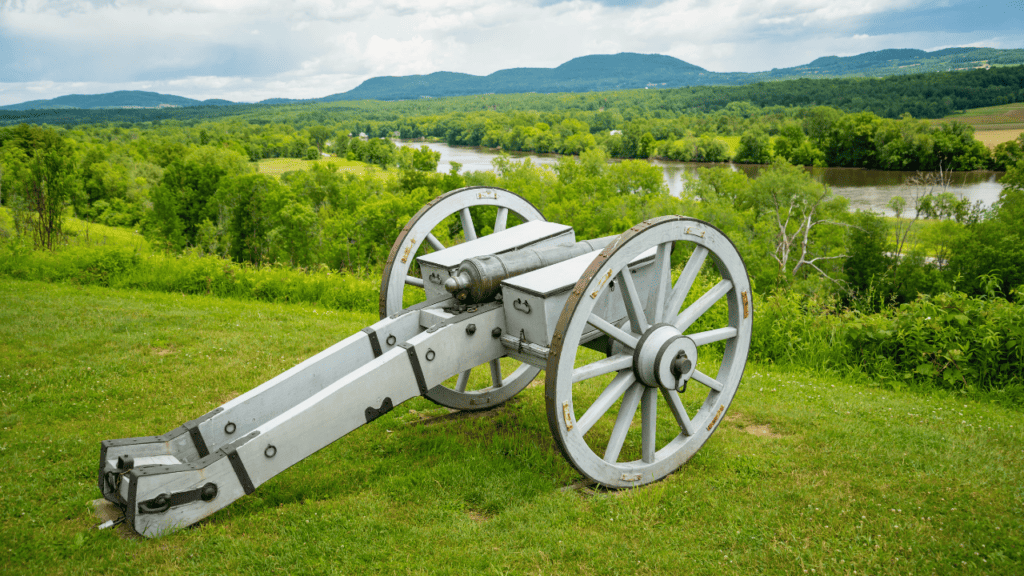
<box><xmin>3</xmin><ymin>47</ymin><xmax>1023</xmax><ymax>110</ymax></box>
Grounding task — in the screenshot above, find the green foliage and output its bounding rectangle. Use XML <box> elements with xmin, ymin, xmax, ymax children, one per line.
<box><xmin>753</xmin><ymin>289</ymin><xmax>1024</xmax><ymax>397</ymax></box>
<box><xmin>733</xmin><ymin>129</ymin><xmax>771</xmax><ymax>164</ymax></box>
<box><xmin>947</xmin><ymin>161</ymin><xmax>1024</xmax><ymax>301</ymax></box>
<box><xmin>0</xmin><ymin>124</ymin><xmax>79</xmax><ymax>249</ymax></box>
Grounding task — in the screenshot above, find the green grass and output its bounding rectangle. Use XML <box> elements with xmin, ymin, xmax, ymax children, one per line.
<box><xmin>255</xmin><ymin>157</ymin><xmax>368</xmax><ymax>178</ymax></box>
<box><xmin>1</xmin><ymin>278</ymin><xmax>1021</xmax><ymax>574</ymax></box>
<box><xmin>0</xmin><ymin>207</ymin><xmax>151</xmax><ymax>252</ymax></box>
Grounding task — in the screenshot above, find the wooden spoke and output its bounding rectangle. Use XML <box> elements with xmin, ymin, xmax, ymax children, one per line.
<box><xmin>603</xmin><ymin>383</ymin><xmax>642</xmax><ymax>463</ymax></box>
<box><xmin>672</xmin><ymin>279</ymin><xmax>733</xmax><ymax>333</ymax></box>
<box><xmin>651</xmin><ymin>242</ymin><xmax>672</xmax><ymax>323</ymax></box>
<box><xmin>688</xmin><ymin>327</ymin><xmax>738</xmax><ymax>347</ymax></box>
<box><xmin>663</xmin><ymin>245</ymin><xmax>708</xmax><ymax>320</ymax></box>
<box><xmin>662</xmin><ymin>388</ymin><xmax>695</xmax><ymax>436</ymax></box>
<box><xmin>489</xmin><ymin>359</ymin><xmax>503</xmax><ymax>388</ymax></box>
<box><xmin>641</xmin><ymin>387</ymin><xmax>658</xmax><ymax>463</ymax></box>
<box><xmin>494</xmin><ymin>207</ymin><xmax>509</xmax><ymax>233</ymax></box>
<box><xmin>460</xmin><ymin>208</ymin><xmax>477</xmax><ymax>241</ymax></box>
<box><xmin>617</xmin><ymin>269</ymin><xmax>649</xmax><ymax>334</ymax></box>
<box><xmin>691</xmin><ymin>369</ymin><xmax>724</xmax><ymax>392</ymax></box>
<box><xmin>572</xmin><ymin>354</ymin><xmax>632</xmax><ymax>384</ymax></box>
<box><xmin>576</xmin><ymin>371</ymin><xmax>635</xmax><ymax>436</ymax></box>
<box><xmin>425</xmin><ymin>233</ymin><xmax>445</xmax><ymax>252</ymax></box>
<box><xmin>586</xmin><ymin>314</ymin><xmax>639</xmax><ymax>349</ymax></box>
<box><xmin>454</xmin><ymin>370</ymin><xmax>471</xmax><ymax>393</ymax></box>
<box><xmin>383</xmin><ymin>187</ymin><xmax>544</xmax><ymax>412</ymax></box>
<box><xmin>545</xmin><ymin>217</ymin><xmax>751</xmax><ymax>487</ymax></box>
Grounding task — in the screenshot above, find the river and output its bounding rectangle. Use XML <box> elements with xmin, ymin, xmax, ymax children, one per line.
<box><xmin>397</xmin><ymin>140</ymin><xmax>1007</xmax><ymax>215</ymax></box>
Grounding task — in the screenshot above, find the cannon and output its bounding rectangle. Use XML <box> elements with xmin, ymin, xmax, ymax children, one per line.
<box><xmin>97</xmin><ymin>187</ymin><xmax>752</xmax><ymax>537</ymax></box>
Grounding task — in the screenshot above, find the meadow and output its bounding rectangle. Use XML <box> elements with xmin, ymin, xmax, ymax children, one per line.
<box><xmin>255</xmin><ymin>156</ymin><xmax>368</xmax><ymax>178</ymax></box>
<box><xmin>0</xmin><ymin>278</ymin><xmax>1021</xmax><ymax>575</ymax></box>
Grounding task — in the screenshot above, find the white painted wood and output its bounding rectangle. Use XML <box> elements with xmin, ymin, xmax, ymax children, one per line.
<box><xmin>417</xmin><ymin>221</ymin><xmax>574</xmax><ymax>304</ymax></box>
<box><xmin>199</xmin><ymin>312</ymin><xmax>423</xmax><ymax>454</ymax></box>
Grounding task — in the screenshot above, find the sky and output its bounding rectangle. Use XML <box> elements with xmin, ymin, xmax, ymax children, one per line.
<box><xmin>0</xmin><ymin>0</ymin><xmax>1021</xmax><ymax>106</ymax></box>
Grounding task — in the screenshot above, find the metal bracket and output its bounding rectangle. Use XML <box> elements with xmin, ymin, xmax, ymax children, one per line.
<box><xmin>365</xmin><ymin>397</ymin><xmax>394</xmax><ymax>423</ymax></box>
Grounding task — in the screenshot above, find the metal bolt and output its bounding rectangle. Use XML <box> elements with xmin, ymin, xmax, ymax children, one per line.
<box><xmin>466</xmin><ymin>324</ymin><xmax>477</xmax><ymax>335</ymax></box>
<box><xmin>200</xmin><ymin>483</ymin><xmax>218</xmax><ymax>502</ymax></box>
<box><xmin>492</xmin><ymin>327</ymin><xmax>502</xmax><ymax>338</ymax></box>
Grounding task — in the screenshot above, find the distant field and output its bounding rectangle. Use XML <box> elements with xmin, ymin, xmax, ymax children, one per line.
<box><xmin>255</xmin><ymin>156</ymin><xmax>368</xmax><ymax>177</ymax></box>
<box><xmin>974</xmin><ymin>128</ymin><xmax>1023</xmax><ymax>149</ymax></box>
<box><xmin>938</xmin><ymin>103</ymin><xmax>1024</xmax><ymax>147</ymax></box>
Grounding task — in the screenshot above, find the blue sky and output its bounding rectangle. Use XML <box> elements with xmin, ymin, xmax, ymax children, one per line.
<box><xmin>0</xmin><ymin>0</ymin><xmax>1020</xmax><ymax>106</ymax></box>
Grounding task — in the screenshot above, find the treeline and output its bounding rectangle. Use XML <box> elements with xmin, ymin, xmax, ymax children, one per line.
<box><xmin>3</xmin><ymin>64</ymin><xmax>1023</xmax><ymax>131</ymax></box>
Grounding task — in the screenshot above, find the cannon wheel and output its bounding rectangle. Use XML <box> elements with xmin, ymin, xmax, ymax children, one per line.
<box><xmin>545</xmin><ymin>216</ymin><xmax>752</xmax><ymax>488</ymax></box>
<box><xmin>381</xmin><ymin>186</ymin><xmax>545</xmax><ymax>411</ymax></box>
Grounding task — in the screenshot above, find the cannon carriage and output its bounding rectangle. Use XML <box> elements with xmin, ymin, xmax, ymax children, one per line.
<box><xmin>98</xmin><ymin>187</ymin><xmax>752</xmax><ymax>537</ymax></box>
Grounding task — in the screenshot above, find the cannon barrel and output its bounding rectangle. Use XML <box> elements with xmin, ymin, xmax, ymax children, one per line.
<box><xmin>444</xmin><ymin>236</ymin><xmax>616</xmax><ymax>303</ymax></box>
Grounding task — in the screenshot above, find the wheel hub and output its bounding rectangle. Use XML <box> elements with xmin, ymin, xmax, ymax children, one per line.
<box><xmin>632</xmin><ymin>324</ymin><xmax>697</xmax><ymax>391</ymax></box>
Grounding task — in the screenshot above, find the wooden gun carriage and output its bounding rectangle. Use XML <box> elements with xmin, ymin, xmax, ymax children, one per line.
<box><xmin>98</xmin><ymin>187</ymin><xmax>752</xmax><ymax>537</ymax></box>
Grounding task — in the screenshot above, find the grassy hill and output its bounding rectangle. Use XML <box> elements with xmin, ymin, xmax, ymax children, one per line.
<box><xmin>0</xmin><ymin>278</ymin><xmax>1021</xmax><ymax>574</ymax></box>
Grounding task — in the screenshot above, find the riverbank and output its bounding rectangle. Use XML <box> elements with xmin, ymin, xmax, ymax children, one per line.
<box><xmin>395</xmin><ymin>140</ymin><xmax>1006</xmax><ymax>214</ymax></box>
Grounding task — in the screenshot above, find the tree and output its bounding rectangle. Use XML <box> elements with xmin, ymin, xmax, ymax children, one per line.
<box><xmin>746</xmin><ymin>160</ymin><xmax>849</xmax><ymax>282</ymax></box>
<box><xmin>412</xmin><ymin>145</ymin><xmax>441</xmax><ymax>172</ymax></box>
<box><xmin>734</xmin><ymin>128</ymin><xmax>771</xmax><ymax>164</ymax></box>
<box><xmin>219</xmin><ymin>174</ymin><xmax>283</xmax><ymax>264</ymax></box>
<box><xmin>843</xmin><ymin>211</ymin><xmax>892</xmax><ymax>301</ymax></box>
<box><xmin>11</xmin><ymin>129</ymin><xmax>79</xmax><ymax>250</ymax></box>
<box><xmin>307</xmin><ymin>125</ymin><xmax>332</xmax><ymax>154</ymax></box>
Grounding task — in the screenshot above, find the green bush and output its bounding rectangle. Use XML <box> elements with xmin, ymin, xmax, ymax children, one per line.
<box><xmin>752</xmin><ymin>289</ymin><xmax>1024</xmax><ymax>399</ymax></box>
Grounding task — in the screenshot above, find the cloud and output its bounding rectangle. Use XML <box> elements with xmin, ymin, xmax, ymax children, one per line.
<box><xmin>0</xmin><ymin>0</ymin><xmax>1020</xmax><ymax>105</ymax></box>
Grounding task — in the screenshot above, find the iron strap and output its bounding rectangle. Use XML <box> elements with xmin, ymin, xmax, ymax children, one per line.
<box><xmin>362</xmin><ymin>327</ymin><xmax>383</xmax><ymax>358</ymax></box>
<box><xmin>398</xmin><ymin>343</ymin><xmax>429</xmax><ymax>395</ymax></box>
<box><xmin>223</xmin><ymin>446</ymin><xmax>256</xmax><ymax>495</ymax></box>
<box><xmin>137</xmin><ymin>483</ymin><xmax>218</xmax><ymax>515</ymax></box>
<box><xmin>184</xmin><ymin>422</ymin><xmax>210</xmax><ymax>458</ymax></box>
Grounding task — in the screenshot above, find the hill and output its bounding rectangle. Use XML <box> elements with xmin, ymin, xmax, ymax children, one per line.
<box><xmin>0</xmin><ymin>90</ymin><xmax>238</xmax><ymax>111</ymax></box>
<box><xmin>3</xmin><ymin>47</ymin><xmax>1023</xmax><ymax>110</ymax></box>
<box><xmin>325</xmin><ymin>47</ymin><xmax>1024</xmax><ymax>101</ymax></box>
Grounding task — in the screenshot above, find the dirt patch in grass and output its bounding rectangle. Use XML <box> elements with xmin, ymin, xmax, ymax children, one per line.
<box><xmin>152</xmin><ymin>347</ymin><xmax>175</xmax><ymax>356</ymax></box>
<box><xmin>466</xmin><ymin>510</ymin><xmax>491</xmax><ymax>523</ymax></box>
<box><xmin>743</xmin><ymin>423</ymin><xmax>783</xmax><ymax>438</ymax></box>
<box><xmin>92</xmin><ymin>499</ymin><xmax>142</xmax><ymax>540</ymax></box>
<box><xmin>725</xmin><ymin>411</ymin><xmax>784</xmax><ymax>438</ymax></box>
